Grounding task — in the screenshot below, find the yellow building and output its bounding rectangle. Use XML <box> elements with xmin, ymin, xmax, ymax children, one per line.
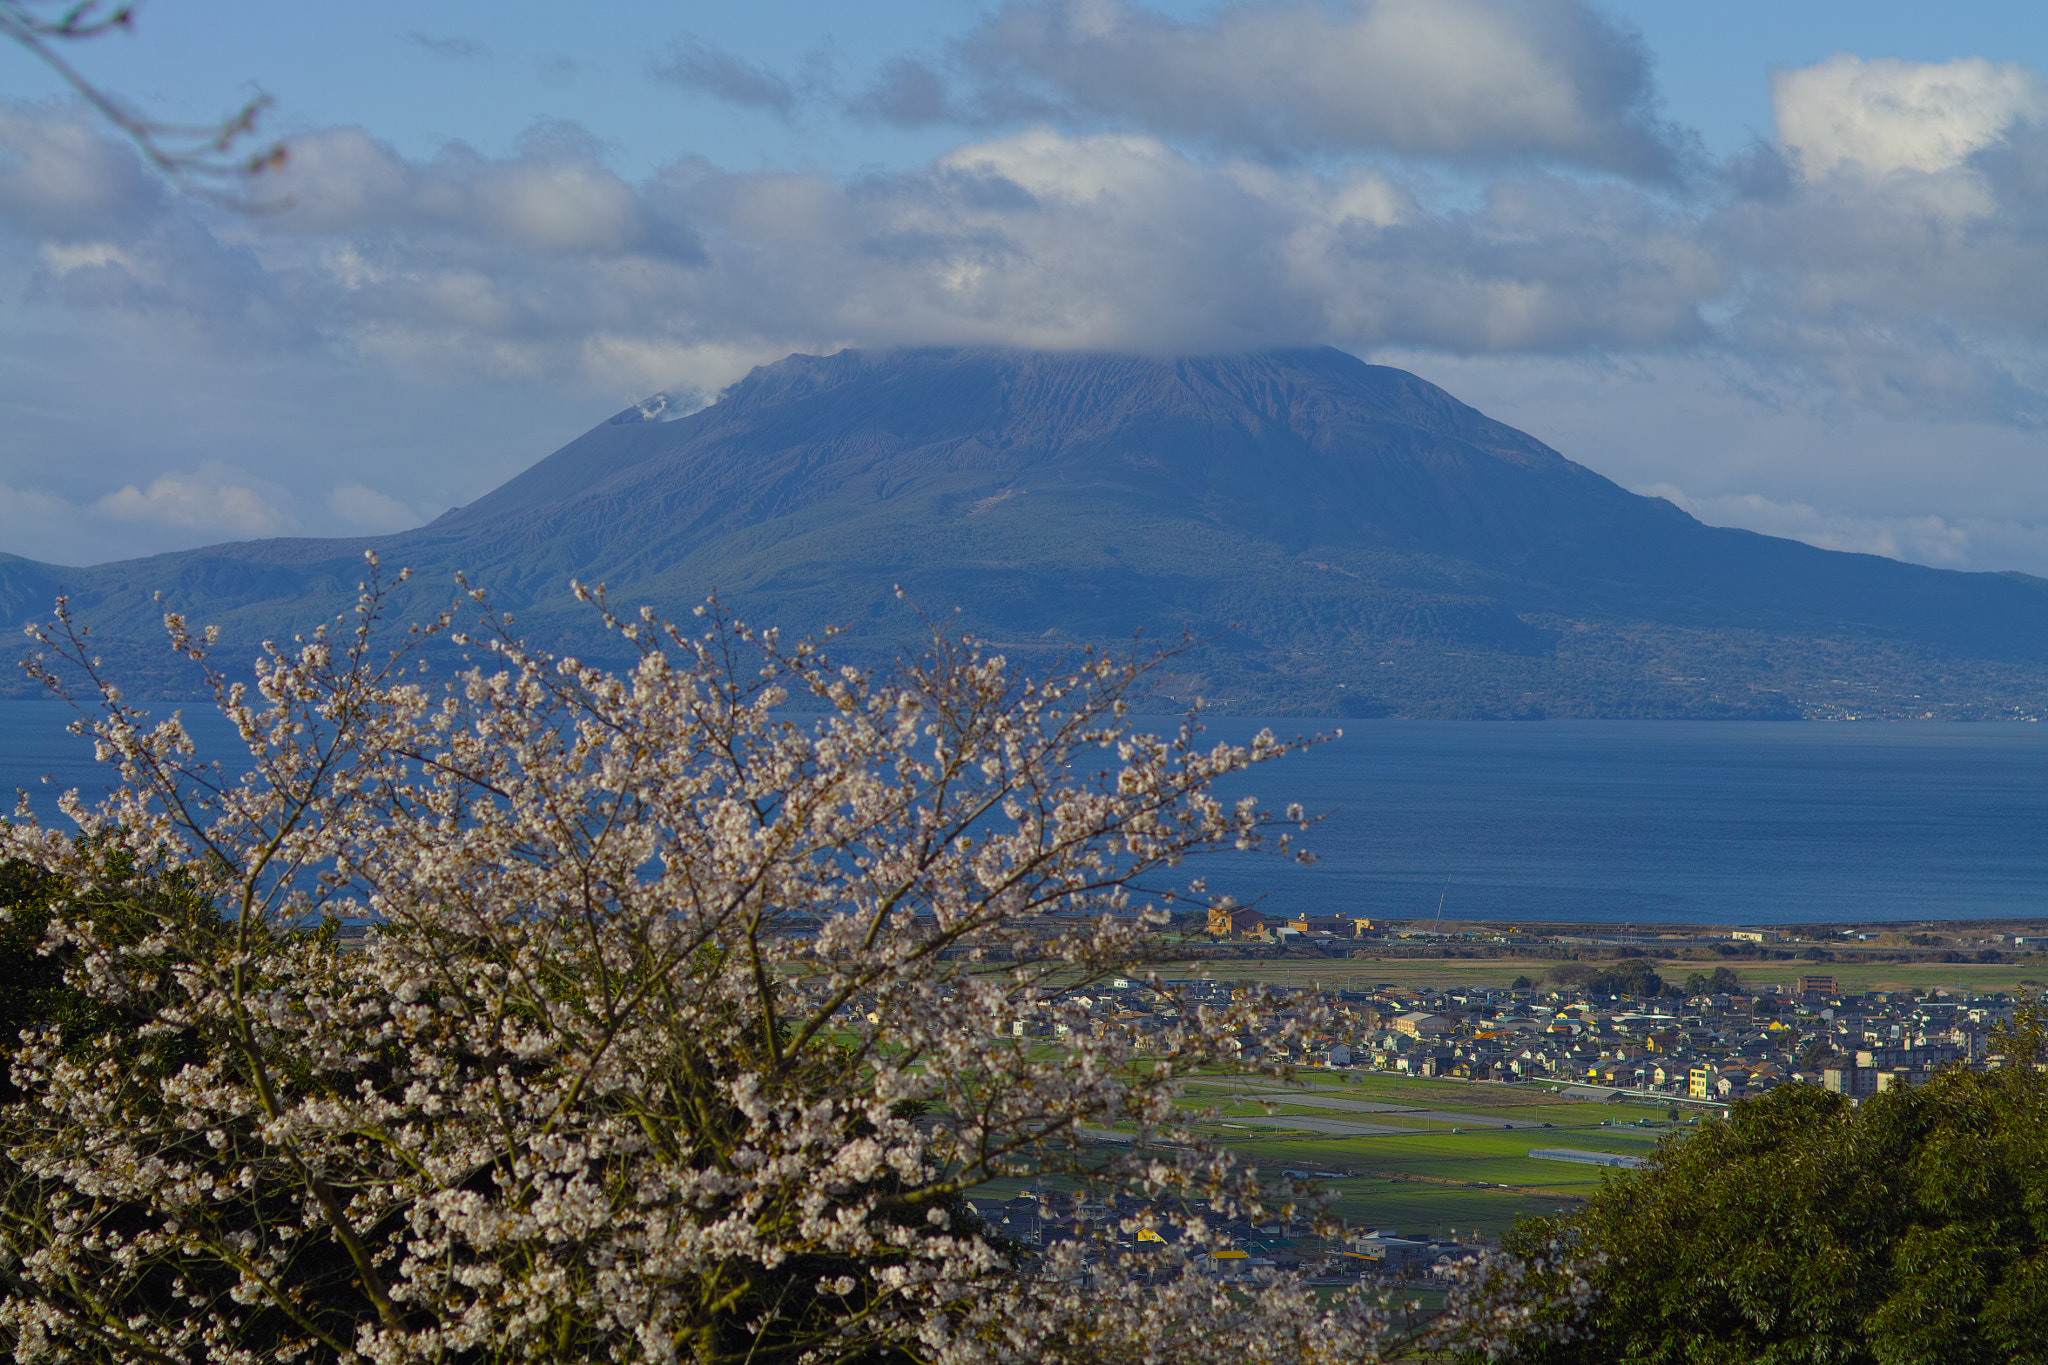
<box><xmin>1393</xmin><ymin>1011</ymin><xmax>1452</xmax><ymax>1038</ymax></box>
<box><xmin>1208</xmin><ymin>905</ymin><xmax>1267</xmax><ymax>938</ymax></box>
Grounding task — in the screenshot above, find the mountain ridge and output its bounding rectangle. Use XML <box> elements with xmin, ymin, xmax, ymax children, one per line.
<box><xmin>5</xmin><ymin>346</ymin><xmax>2047</xmax><ymax>719</ymax></box>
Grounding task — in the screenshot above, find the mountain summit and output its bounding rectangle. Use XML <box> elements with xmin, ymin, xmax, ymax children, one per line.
<box><xmin>7</xmin><ymin>347</ymin><xmax>2048</xmax><ymax>717</ymax></box>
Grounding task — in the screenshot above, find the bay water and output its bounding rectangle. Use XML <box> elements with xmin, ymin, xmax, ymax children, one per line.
<box><xmin>3</xmin><ymin>701</ymin><xmax>2043</xmax><ymax>925</ymax></box>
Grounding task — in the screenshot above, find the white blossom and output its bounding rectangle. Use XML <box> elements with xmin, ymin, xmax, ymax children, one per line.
<box><xmin>0</xmin><ymin>558</ymin><xmax>1591</xmax><ymax>1363</ymax></box>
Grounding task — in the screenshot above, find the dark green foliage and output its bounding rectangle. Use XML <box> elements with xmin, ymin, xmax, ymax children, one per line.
<box><xmin>0</xmin><ymin>859</ymin><xmax>68</xmax><ymax>1104</ymax></box>
<box><xmin>0</xmin><ymin>855</ymin><xmax>370</xmax><ymax>1360</ymax></box>
<box><xmin>0</xmin><ymin>844</ymin><xmax>229</xmax><ymax>1101</ymax></box>
<box><xmin>1683</xmin><ymin>966</ymin><xmax>1744</xmax><ymax>997</ymax></box>
<box><xmin>1797</xmin><ymin>1036</ymin><xmax>1838</xmax><ymax>1069</ymax></box>
<box><xmin>1481</xmin><ymin>1030</ymin><xmax>2048</xmax><ymax>1364</ymax></box>
<box><xmin>1545</xmin><ymin>958</ymin><xmax>1663</xmax><ymax>998</ymax></box>
<box><xmin>1582</xmin><ymin>958</ymin><xmax>1662</xmax><ymax>999</ymax></box>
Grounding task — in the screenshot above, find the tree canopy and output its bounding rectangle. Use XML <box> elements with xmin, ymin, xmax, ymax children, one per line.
<box><xmin>1682</xmin><ymin>965</ymin><xmax>1745</xmax><ymax>997</ymax></box>
<box><xmin>1545</xmin><ymin>958</ymin><xmax>1669</xmax><ymax>999</ymax></box>
<box><xmin>1480</xmin><ymin>1028</ymin><xmax>2048</xmax><ymax>1364</ymax></box>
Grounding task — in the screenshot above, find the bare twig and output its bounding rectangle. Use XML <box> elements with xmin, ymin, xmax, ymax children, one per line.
<box><xmin>0</xmin><ymin>0</ymin><xmax>287</xmax><ymax>205</ymax></box>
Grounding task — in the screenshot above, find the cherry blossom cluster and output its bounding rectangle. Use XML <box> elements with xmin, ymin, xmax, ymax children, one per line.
<box><xmin>0</xmin><ymin>556</ymin><xmax>1591</xmax><ymax>1363</ymax></box>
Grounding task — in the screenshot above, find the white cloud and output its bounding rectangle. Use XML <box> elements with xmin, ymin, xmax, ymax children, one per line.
<box><xmin>249</xmin><ymin>124</ymin><xmax>657</xmax><ymax>257</ymax></box>
<box><xmin>1682</xmin><ymin>53</ymin><xmax>2048</xmax><ymax>425</ymax></box>
<box><xmin>1773</xmin><ymin>54</ymin><xmax>2048</xmax><ymax>179</ymax></box>
<box><xmin>38</xmin><ymin>240</ymin><xmax>143</xmax><ymax>276</ymax></box>
<box><xmin>472</xmin><ymin>161</ymin><xmax>644</xmax><ymax>254</ymax></box>
<box><xmin>1</xmin><ymin>44</ymin><xmax>2045</xmax><ymax>425</ymax></box>
<box><xmin>888</xmin><ymin>129</ymin><xmax>1718</xmax><ymax>351</ymax></box>
<box><xmin>90</xmin><ymin>468</ymin><xmax>295</xmax><ymax>537</ymax></box>
<box><xmin>0</xmin><ymin>105</ymin><xmax>161</xmax><ymax>238</ymax></box>
<box><xmin>2</xmin><ymin>109</ymin><xmax>1720</xmax><ymax>385</ymax></box>
<box><xmin>577</xmin><ymin>336</ymin><xmax>761</xmax><ymax>400</ymax></box>
<box><xmin>0</xmin><ymin>78</ymin><xmax>2033</xmax><ymax>426</ymax></box>
<box><xmin>0</xmin><ymin>479</ymin><xmax>84</xmax><ymax>560</ymax></box>
<box><xmin>0</xmin><ymin>467</ymin><xmax>314</xmax><ymax>564</ymax></box>
<box><xmin>0</xmin><ymin>78</ymin><xmax>2030</xmax><ymax>422</ymax></box>
<box><xmin>325</xmin><ymin>483</ymin><xmax>421</xmax><ymax>532</ymax></box>
<box><xmin>1638</xmin><ymin>482</ymin><xmax>2048</xmax><ymax>574</ymax></box>
<box><xmin>11</xmin><ymin>33</ymin><xmax>2048</xmax><ymax>573</ymax></box>
<box><xmin>851</xmin><ymin>0</ymin><xmax>1691</xmax><ymax>177</ymax></box>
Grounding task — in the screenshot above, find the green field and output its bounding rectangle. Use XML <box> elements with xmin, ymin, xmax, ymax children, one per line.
<box><xmin>1201</xmin><ymin>1120</ymin><xmax>1662</xmax><ymax>1238</ymax></box>
<box><xmin>970</xmin><ymin>1068</ymin><xmax>1682</xmax><ymax>1237</ymax></box>
<box><xmin>1084</xmin><ymin>1070</ymin><xmax>1684</xmax><ymax>1238</ymax></box>
<box><xmin>1189</xmin><ymin>1070</ymin><xmax>1616</xmax><ymax>1110</ymax></box>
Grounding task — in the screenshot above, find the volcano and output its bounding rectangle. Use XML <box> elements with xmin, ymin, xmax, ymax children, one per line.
<box><xmin>7</xmin><ymin>346</ymin><xmax>2048</xmax><ymax>717</ymax></box>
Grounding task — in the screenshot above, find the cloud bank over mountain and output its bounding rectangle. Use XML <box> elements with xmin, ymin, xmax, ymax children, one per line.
<box><xmin>1</xmin><ymin>3</ymin><xmax>2047</xmax><ymax>571</ymax></box>
<box><xmin>845</xmin><ymin>0</ymin><xmax>1693</xmax><ymax>177</ymax></box>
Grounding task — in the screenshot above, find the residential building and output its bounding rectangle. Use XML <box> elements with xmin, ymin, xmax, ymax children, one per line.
<box><xmin>1823</xmin><ymin>1066</ymin><xmax>1878</xmax><ymax>1099</ymax></box>
<box><xmin>1207</xmin><ymin>905</ymin><xmax>1270</xmax><ymax>938</ymax></box>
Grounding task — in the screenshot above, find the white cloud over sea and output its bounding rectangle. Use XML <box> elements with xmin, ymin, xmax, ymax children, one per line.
<box><xmin>3</xmin><ymin>7</ymin><xmax>2048</xmax><ymax>572</ymax></box>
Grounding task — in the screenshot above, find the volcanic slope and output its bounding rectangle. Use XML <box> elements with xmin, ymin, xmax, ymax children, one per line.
<box><xmin>7</xmin><ymin>346</ymin><xmax>2048</xmax><ymax>717</ymax></box>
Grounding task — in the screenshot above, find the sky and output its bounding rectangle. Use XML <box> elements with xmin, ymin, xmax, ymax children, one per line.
<box><xmin>2</xmin><ymin>1</ymin><xmax>2047</xmax><ymax>572</ymax></box>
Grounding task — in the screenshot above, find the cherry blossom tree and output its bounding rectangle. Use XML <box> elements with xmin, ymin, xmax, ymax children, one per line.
<box><xmin>0</xmin><ymin>556</ymin><xmax>1587</xmax><ymax>1363</ymax></box>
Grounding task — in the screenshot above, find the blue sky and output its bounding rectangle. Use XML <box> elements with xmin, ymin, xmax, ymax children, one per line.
<box><xmin>2</xmin><ymin>1</ymin><xmax>2047</xmax><ymax>571</ymax></box>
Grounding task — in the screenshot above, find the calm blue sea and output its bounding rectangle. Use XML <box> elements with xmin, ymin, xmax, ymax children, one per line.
<box><xmin>3</xmin><ymin>701</ymin><xmax>2044</xmax><ymax>925</ymax></box>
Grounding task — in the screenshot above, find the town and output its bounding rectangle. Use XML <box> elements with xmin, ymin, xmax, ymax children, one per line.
<box><xmin>957</xmin><ymin>927</ymin><xmax>2046</xmax><ymax>1286</ymax></box>
<box><xmin>999</xmin><ymin>953</ymin><xmax>2039</xmax><ymax>1101</ymax></box>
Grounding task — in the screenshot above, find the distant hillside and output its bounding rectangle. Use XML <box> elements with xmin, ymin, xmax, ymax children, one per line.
<box><xmin>7</xmin><ymin>346</ymin><xmax>2048</xmax><ymax>718</ymax></box>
